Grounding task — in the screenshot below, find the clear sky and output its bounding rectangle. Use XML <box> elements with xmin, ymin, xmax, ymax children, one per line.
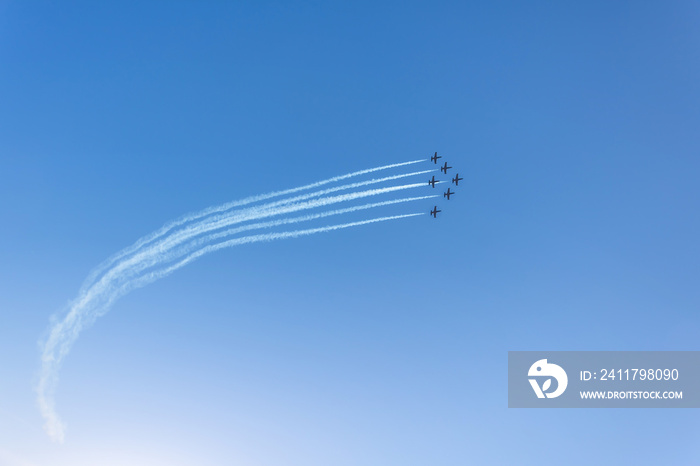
<box><xmin>1</xmin><ymin>1</ymin><xmax>699</xmax><ymax>465</ymax></box>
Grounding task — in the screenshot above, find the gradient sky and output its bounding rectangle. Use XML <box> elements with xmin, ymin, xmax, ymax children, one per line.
<box><xmin>1</xmin><ymin>1</ymin><xmax>699</xmax><ymax>465</ymax></box>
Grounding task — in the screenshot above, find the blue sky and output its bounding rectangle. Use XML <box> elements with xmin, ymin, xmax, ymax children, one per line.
<box><xmin>1</xmin><ymin>1</ymin><xmax>699</xmax><ymax>464</ymax></box>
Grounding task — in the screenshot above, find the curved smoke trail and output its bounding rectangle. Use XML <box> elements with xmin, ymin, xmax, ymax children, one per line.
<box><xmin>37</xmin><ymin>164</ymin><xmax>430</xmax><ymax>443</ymax></box>
<box><xmin>172</xmin><ymin>195</ymin><xmax>437</xmax><ymax>259</ymax></box>
<box><xmin>80</xmin><ymin>169</ymin><xmax>432</xmax><ymax>292</ymax></box>
<box><xmin>107</xmin><ymin>182</ymin><xmax>426</xmax><ymax>285</ymax></box>
<box><xmin>83</xmin><ymin>160</ymin><xmax>426</xmax><ymax>290</ymax></box>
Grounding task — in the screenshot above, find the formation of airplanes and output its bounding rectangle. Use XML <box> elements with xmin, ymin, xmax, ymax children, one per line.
<box><xmin>428</xmin><ymin>152</ymin><xmax>461</xmax><ymax>218</ymax></box>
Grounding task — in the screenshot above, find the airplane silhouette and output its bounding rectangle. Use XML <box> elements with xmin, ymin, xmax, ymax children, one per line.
<box><xmin>452</xmin><ymin>173</ymin><xmax>463</xmax><ymax>186</ymax></box>
<box><xmin>440</xmin><ymin>161</ymin><xmax>452</xmax><ymax>174</ymax></box>
<box><xmin>428</xmin><ymin>175</ymin><xmax>438</xmax><ymax>188</ymax></box>
<box><xmin>430</xmin><ymin>206</ymin><xmax>441</xmax><ymax>218</ymax></box>
<box><xmin>431</xmin><ymin>152</ymin><xmax>441</xmax><ymax>164</ymax></box>
<box><xmin>443</xmin><ymin>188</ymin><xmax>454</xmax><ymax>200</ymax></box>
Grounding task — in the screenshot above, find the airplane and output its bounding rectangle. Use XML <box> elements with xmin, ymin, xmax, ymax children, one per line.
<box><xmin>430</xmin><ymin>206</ymin><xmax>441</xmax><ymax>218</ymax></box>
<box><xmin>428</xmin><ymin>175</ymin><xmax>438</xmax><ymax>188</ymax></box>
<box><xmin>431</xmin><ymin>152</ymin><xmax>441</xmax><ymax>164</ymax></box>
<box><xmin>440</xmin><ymin>161</ymin><xmax>452</xmax><ymax>174</ymax></box>
<box><xmin>443</xmin><ymin>188</ymin><xmax>454</xmax><ymax>200</ymax></box>
<box><xmin>452</xmin><ymin>173</ymin><xmax>463</xmax><ymax>186</ymax></box>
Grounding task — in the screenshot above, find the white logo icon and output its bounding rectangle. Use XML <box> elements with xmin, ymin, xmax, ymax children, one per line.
<box><xmin>528</xmin><ymin>359</ymin><xmax>568</xmax><ymax>398</ymax></box>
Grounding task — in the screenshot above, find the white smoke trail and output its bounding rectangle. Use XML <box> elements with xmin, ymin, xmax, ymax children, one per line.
<box><xmin>37</xmin><ymin>184</ymin><xmax>429</xmax><ymax>406</ymax></box>
<box><xmin>174</xmin><ymin>195</ymin><xmax>438</xmax><ymax>257</ymax></box>
<box><xmin>83</xmin><ymin>160</ymin><xmax>426</xmax><ymax>289</ymax></box>
<box><xmin>37</xmin><ymin>181</ymin><xmax>428</xmax><ymax>443</ymax></box>
<box><xmin>75</xmin><ymin>189</ymin><xmax>434</xmax><ymax>320</ymax></box>
<box><xmin>130</xmin><ymin>195</ymin><xmax>438</xmax><ymax>278</ymax></box>
<box><xmin>82</xmin><ymin>170</ymin><xmax>434</xmax><ymax>291</ymax></box>
<box><xmin>81</xmin><ymin>183</ymin><xmax>427</xmax><ymax>304</ymax></box>
<box><xmin>45</xmin><ymin>183</ymin><xmax>428</xmax><ymax>365</ymax></box>
<box><xmin>141</xmin><ymin>214</ymin><xmax>423</xmax><ymax>284</ymax></box>
<box><xmin>41</xmin><ymin>186</ymin><xmax>429</xmax><ymax>376</ymax></box>
<box><xmin>38</xmin><ymin>212</ymin><xmax>421</xmax><ymax>443</ymax></box>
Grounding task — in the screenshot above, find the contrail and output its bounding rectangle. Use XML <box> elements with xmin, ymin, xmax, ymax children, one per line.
<box><xmin>37</xmin><ymin>211</ymin><xmax>421</xmax><ymax>443</ymax></box>
<box><xmin>49</xmin><ymin>183</ymin><xmax>430</xmax><ymax>358</ymax></box>
<box><xmin>74</xmin><ymin>187</ymin><xmax>433</xmax><ymax>323</ymax></box>
<box><xmin>166</xmin><ymin>175</ymin><xmax>432</xmax><ymax>250</ymax></box>
<box><xmin>141</xmin><ymin>214</ymin><xmax>423</xmax><ymax>283</ymax></box>
<box><xmin>83</xmin><ymin>160</ymin><xmax>426</xmax><ymax>289</ymax></box>
<box><xmin>158</xmin><ymin>181</ymin><xmax>428</xmax><ymax>250</ymax></box>
<box><xmin>86</xmin><ymin>183</ymin><xmax>427</xmax><ymax>295</ymax></box>
<box><xmin>264</xmin><ymin>169</ymin><xmax>435</xmax><ymax>209</ymax></box>
<box><xmin>83</xmin><ymin>170</ymin><xmax>434</xmax><ymax>291</ymax></box>
<box><xmin>145</xmin><ymin>195</ymin><xmax>438</xmax><ymax>271</ymax></box>
<box><xmin>38</xmin><ymin>184</ymin><xmax>429</xmax><ymax>393</ymax></box>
